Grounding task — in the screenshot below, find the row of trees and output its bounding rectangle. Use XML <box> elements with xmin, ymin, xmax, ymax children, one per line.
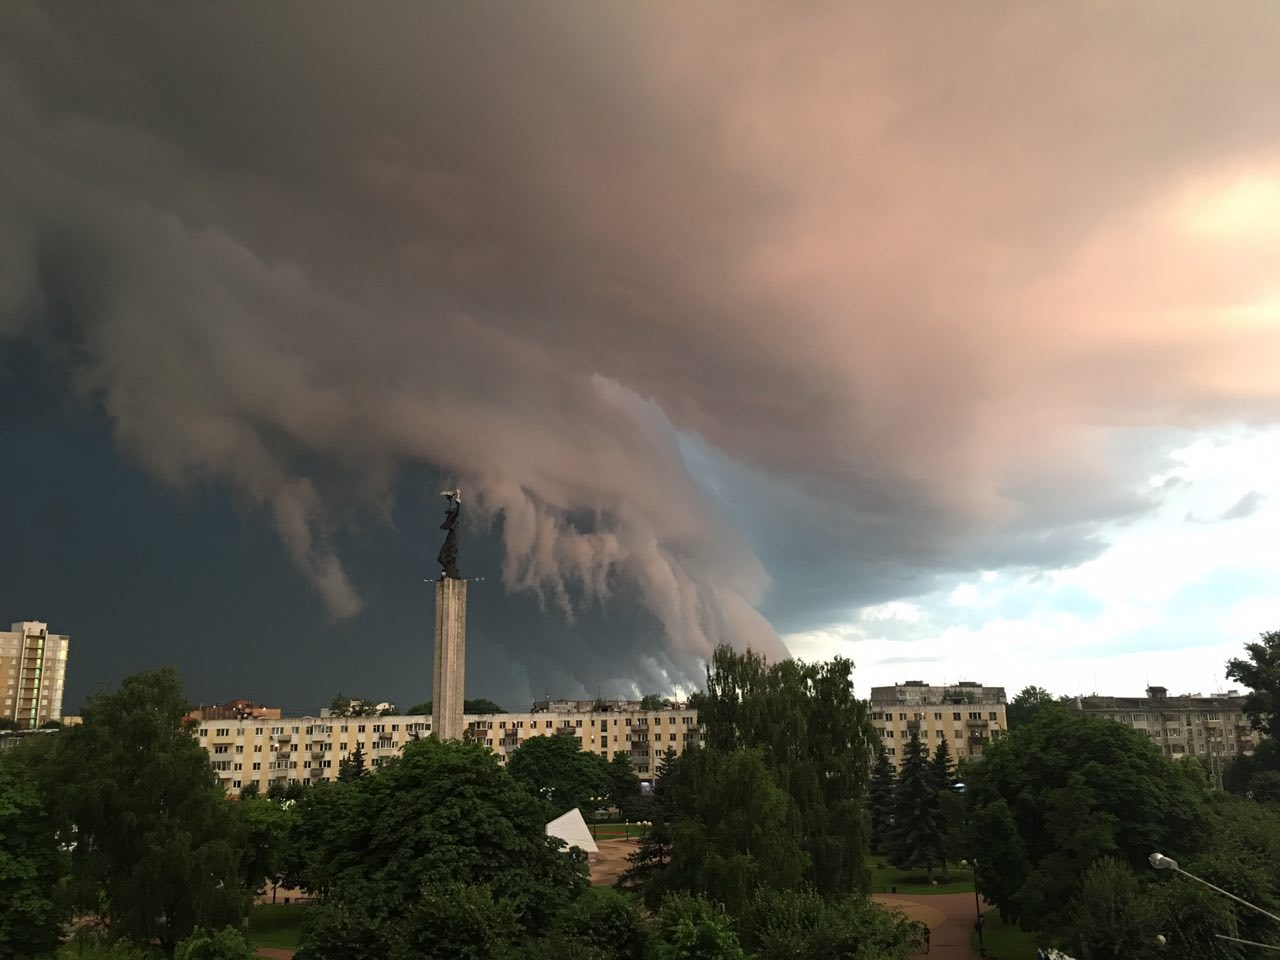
<box><xmin>868</xmin><ymin>733</ymin><xmax>964</xmax><ymax>880</ymax></box>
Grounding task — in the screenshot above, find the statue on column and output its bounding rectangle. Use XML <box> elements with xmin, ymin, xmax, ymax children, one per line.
<box><xmin>437</xmin><ymin>489</ymin><xmax>462</xmax><ymax>579</ymax></box>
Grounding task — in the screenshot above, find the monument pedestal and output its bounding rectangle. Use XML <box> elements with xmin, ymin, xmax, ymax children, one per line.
<box><xmin>432</xmin><ymin>578</ymin><xmax>467</xmax><ymax>741</ymax></box>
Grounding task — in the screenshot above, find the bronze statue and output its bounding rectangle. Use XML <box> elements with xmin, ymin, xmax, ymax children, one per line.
<box><xmin>437</xmin><ymin>489</ymin><xmax>462</xmax><ymax>579</ymax></box>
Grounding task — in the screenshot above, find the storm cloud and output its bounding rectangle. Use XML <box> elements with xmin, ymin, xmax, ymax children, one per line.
<box><xmin>2</xmin><ymin>2</ymin><xmax>1280</xmax><ymax>695</ymax></box>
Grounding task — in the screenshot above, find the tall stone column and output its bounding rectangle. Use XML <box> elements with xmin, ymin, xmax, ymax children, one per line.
<box><xmin>432</xmin><ymin>577</ymin><xmax>467</xmax><ymax>741</ymax></box>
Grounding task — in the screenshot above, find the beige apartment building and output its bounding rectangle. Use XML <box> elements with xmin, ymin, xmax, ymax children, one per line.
<box><xmin>197</xmin><ymin>698</ymin><xmax>702</xmax><ymax>796</ymax></box>
<box><xmin>1068</xmin><ymin>685</ymin><xmax>1262</xmax><ymax>786</ymax></box>
<box><xmin>869</xmin><ymin>681</ymin><xmax>1007</xmax><ymax>770</ymax></box>
<box><xmin>1</xmin><ymin>621</ymin><xmax>70</xmax><ymax>729</ymax></box>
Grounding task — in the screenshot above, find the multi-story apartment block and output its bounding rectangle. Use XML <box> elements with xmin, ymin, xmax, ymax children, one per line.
<box><xmin>1068</xmin><ymin>686</ymin><xmax>1262</xmax><ymax>786</ymax></box>
<box><xmin>869</xmin><ymin>680</ymin><xmax>1007</xmax><ymax>770</ymax></box>
<box><xmin>197</xmin><ymin>702</ymin><xmax>702</xmax><ymax>796</ymax></box>
<box><xmin>1</xmin><ymin>621</ymin><xmax>70</xmax><ymax>729</ymax></box>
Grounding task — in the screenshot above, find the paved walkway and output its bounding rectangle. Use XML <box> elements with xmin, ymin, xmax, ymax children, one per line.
<box><xmin>255</xmin><ymin>950</ymin><xmax>294</xmax><ymax>959</ymax></box>
<box><xmin>591</xmin><ymin>836</ymin><xmax>640</xmax><ymax>886</ymax></box>
<box><xmin>874</xmin><ymin>891</ymin><xmax>987</xmax><ymax>959</ymax></box>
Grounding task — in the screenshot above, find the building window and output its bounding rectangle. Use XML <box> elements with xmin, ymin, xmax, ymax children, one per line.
<box><xmin>988</xmin><ymin>712</ymin><xmax>997</xmax><ymax>720</ymax></box>
<box><xmin>953</xmin><ymin>712</ymin><xmax>961</xmax><ymax>721</ymax></box>
<box><xmin>934</xmin><ymin>712</ymin><xmax>942</xmax><ymax>720</ymax></box>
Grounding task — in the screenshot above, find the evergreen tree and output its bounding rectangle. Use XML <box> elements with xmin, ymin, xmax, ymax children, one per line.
<box><xmin>868</xmin><ymin>746</ymin><xmax>896</xmax><ymax>854</ymax></box>
<box><xmin>338</xmin><ymin>746</ymin><xmax>366</xmax><ymax>782</ymax></box>
<box><xmin>888</xmin><ymin>728</ymin><xmax>943</xmax><ymax>880</ymax></box>
<box><xmin>617</xmin><ymin>747</ymin><xmax>678</xmax><ymax>896</ymax></box>
<box><xmin>931</xmin><ymin>739</ymin><xmax>955</xmax><ymax>792</ymax></box>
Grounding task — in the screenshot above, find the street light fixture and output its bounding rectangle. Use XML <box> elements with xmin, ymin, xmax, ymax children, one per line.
<box><xmin>1149</xmin><ymin>852</ymin><xmax>1280</xmax><ymax>925</ymax></box>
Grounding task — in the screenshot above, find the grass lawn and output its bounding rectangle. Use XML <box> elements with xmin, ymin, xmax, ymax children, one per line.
<box><xmin>971</xmin><ymin>910</ymin><xmax>1044</xmax><ymax>960</ymax></box>
<box><xmin>247</xmin><ymin>903</ymin><xmax>308</xmax><ymax>950</ymax></box>
<box><xmin>589</xmin><ymin>822</ymin><xmax>650</xmax><ymax>840</ymax></box>
<box><xmin>869</xmin><ymin>861</ymin><xmax>975</xmax><ymax>895</ymax></box>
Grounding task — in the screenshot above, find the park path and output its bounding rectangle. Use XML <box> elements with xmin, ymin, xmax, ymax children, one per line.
<box><xmin>255</xmin><ymin>950</ymin><xmax>294</xmax><ymax>960</ymax></box>
<box><xmin>875</xmin><ymin>891</ymin><xmax>988</xmax><ymax>960</ymax></box>
<box><xmin>590</xmin><ymin>836</ymin><xmax>640</xmax><ymax>886</ymax></box>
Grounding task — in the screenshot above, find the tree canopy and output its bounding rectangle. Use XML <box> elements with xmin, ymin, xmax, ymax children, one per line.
<box><xmin>1226</xmin><ymin>629</ymin><xmax>1280</xmax><ymax>738</ymax></box>
<box><xmin>42</xmin><ymin>668</ymin><xmax>248</xmax><ymax>957</ymax></box>
<box><xmin>0</xmin><ymin>758</ymin><xmax>64</xmax><ymax>958</ymax></box>
<box><xmin>691</xmin><ymin>645</ymin><xmax>876</xmax><ymax>897</ymax></box>
<box><xmin>406</xmin><ymin>698</ymin><xmax>506</xmax><ymax>715</ymax></box>
<box><xmin>1006</xmin><ymin>685</ymin><xmax>1059</xmax><ymax>730</ymax></box>
<box><xmin>507</xmin><ymin>734</ymin><xmax>609</xmax><ymax>818</ymax></box>
<box><xmin>887</xmin><ymin>728</ymin><xmax>943</xmax><ymax>879</ymax></box>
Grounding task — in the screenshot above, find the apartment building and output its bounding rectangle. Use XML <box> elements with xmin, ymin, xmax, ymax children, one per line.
<box><xmin>1</xmin><ymin>621</ymin><xmax>70</xmax><ymax>729</ymax></box>
<box><xmin>197</xmin><ymin>702</ymin><xmax>702</xmax><ymax>796</ymax></box>
<box><xmin>1068</xmin><ymin>685</ymin><xmax>1262</xmax><ymax>785</ymax></box>
<box><xmin>869</xmin><ymin>680</ymin><xmax>1007</xmax><ymax>770</ymax></box>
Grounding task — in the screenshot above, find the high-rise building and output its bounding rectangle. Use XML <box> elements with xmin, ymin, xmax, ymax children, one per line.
<box><xmin>0</xmin><ymin>621</ymin><xmax>70</xmax><ymax>729</ymax></box>
<box><xmin>869</xmin><ymin>680</ymin><xmax>1008</xmax><ymax>770</ymax></box>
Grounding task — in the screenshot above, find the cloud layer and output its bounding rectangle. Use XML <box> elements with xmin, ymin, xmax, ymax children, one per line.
<box><xmin>2</xmin><ymin>3</ymin><xmax>1280</xmax><ymax>688</ymax></box>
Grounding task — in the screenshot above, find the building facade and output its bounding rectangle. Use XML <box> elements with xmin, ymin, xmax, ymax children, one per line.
<box><xmin>1</xmin><ymin>621</ymin><xmax>70</xmax><ymax>729</ymax></box>
<box><xmin>187</xmin><ymin>699</ymin><xmax>282</xmax><ymax>722</ymax></box>
<box><xmin>197</xmin><ymin>701</ymin><xmax>702</xmax><ymax>796</ymax></box>
<box><xmin>869</xmin><ymin>680</ymin><xmax>1008</xmax><ymax>770</ymax></box>
<box><xmin>1067</xmin><ymin>685</ymin><xmax>1262</xmax><ymax>786</ymax></box>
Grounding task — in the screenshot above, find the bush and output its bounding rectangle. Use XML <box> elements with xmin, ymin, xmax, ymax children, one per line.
<box><xmin>393</xmin><ymin>883</ymin><xmax>520</xmax><ymax>960</ymax></box>
<box><xmin>57</xmin><ymin>939</ymin><xmax>157</xmax><ymax>959</ymax></box>
<box><xmin>175</xmin><ymin>927</ymin><xmax>255</xmax><ymax>960</ymax></box>
<box><xmin>651</xmin><ymin>894</ymin><xmax>745</xmax><ymax>960</ymax></box>
<box><xmin>551</xmin><ymin>887</ymin><xmax>649</xmax><ymax>960</ymax></box>
<box><xmin>295</xmin><ymin>898</ymin><xmax>395</xmax><ymax>960</ymax></box>
<box><xmin>740</xmin><ymin>886</ymin><xmax>920</xmax><ymax>960</ymax></box>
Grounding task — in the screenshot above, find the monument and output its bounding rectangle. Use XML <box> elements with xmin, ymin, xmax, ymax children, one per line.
<box><xmin>432</xmin><ymin>489</ymin><xmax>466</xmax><ymax>741</ymax></box>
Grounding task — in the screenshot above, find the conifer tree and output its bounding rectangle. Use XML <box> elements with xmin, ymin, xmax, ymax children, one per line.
<box><xmin>931</xmin><ymin>738</ymin><xmax>955</xmax><ymax>792</ymax></box>
<box><xmin>616</xmin><ymin>747</ymin><xmax>678</xmax><ymax>895</ymax></box>
<box><xmin>868</xmin><ymin>746</ymin><xmax>897</xmax><ymax>854</ymax></box>
<box><xmin>888</xmin><ymin>728</ymin><xmax>943</xmax><ymax>880</ymax></box>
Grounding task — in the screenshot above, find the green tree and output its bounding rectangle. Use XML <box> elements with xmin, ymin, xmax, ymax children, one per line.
<box><xmin>606</xmin><ymin>751</ymin><xmax>643</xmax><ymax>819</ymax></box>
<box><xmin>964</xmin><ymin>707</ymin><xmax>1208</xmax><ymax>938</ymax></box>
<box><xmin>1070</xmin><ymin>858</ymin><xmax>1159</xmax><ymax>960</ymax></box>
<box><xmin>931</xmin><ymin>738</ymin><xmax>955</xmax><ymax>791</ymax></box>
<box><xmin>1006</xmin><ymin>685</ymin><xmax>1058</xmax><ymax>730</ymax></box>
<box><xmin>296</xmin><ymin>897</ymin><xmax>395</xmax><ymax>960</ymax></box>
<box><xmin>238</xmin><ymin>796</ymin><xmax>298</xmax><ymax>895</ymax></box>
<box><xmin>1226</xmin><ymin>629</ymin><xmax>1280</xmax><ymax>737</ymax></box>
<box><xmin>640</xmin><ymin>694</ymin><xmax>665</xmax><ymax>711</ymax></box>
<box><xmin>0</xmin><ymin>759</ymin><xmax>64</xmax><ymax>958</ymax></box>
<box><xmin>394</xmin><ymin>883</ymin><xmax>519</xmax><ymax>960</ymax></box>
<box><xmin>617</xmin><ymin>747</ymin><xmax>678</xmax><ymax>896</ymax></box>
<box><xmin>50</xmin><ymin>668</ymin><xmax>248</xmax><ymax>957</ymax></box>
<box><xmin>329</xmin><ymin>693</ymin><xmax>354</xmax><ymax>717</ymax></box>
<box><xmin>739</xmin><ymin>885</ymin><xmax>921</xmax><ymax>960</ymax></box>
<box><xmin>507</xmin><ymin>735</ymin><xmax>609</xmax><ymax>818</ymax></box>
<box><xmin>888</xmin><ymin>728</ymin><xmax>942</xmax><ymax>880</ymax></box>
<box><xmin>286</xmin><ymin>737</ymin><xmax>587</xmax><ymax>931</ymax></box>
<box><xmin>407</xmin><ymin>702</ymin><xmax>432</xmax><ymax>715</ymax></box>
<box><xmin>337</xmin><ymin>746</ymin><xmax>366</xmax><ymax>782</ymax></box>
<box><xmin>692</xmin><ymin>646</ymin><xmax>876</xmax><ymax>897</ymax></box>
<box><xmin>406</xmin><ymin>699</ymin><xmax>506</xmax><ymax>715</ymax></box>
<box><xmin>549</xmin><ymin>886</ymin><xmax>649</xmax><ymax>960</ymax></box>
<box><xmin>175</xmin><ymin>926</ymin><xmax>256</xmax><ymax>960</ymax></box>
<box><xmin>659</xmin><ymin>748</ymin><xmax>808</xmax><ymax>914</ymax></box>
<box><xmin>868</xmin><ymin>747</ymin><xmax>896</xmax><ymax>854</ymax></box>
<box><xmin>238</xmin><ymin>780</ymin><xmax>260</xmax><ymax>799</ymax></box>
<box><xmin>651</xmin><ymin>894</ymin><xmax>746</xmax><ymax>960</ymax></box>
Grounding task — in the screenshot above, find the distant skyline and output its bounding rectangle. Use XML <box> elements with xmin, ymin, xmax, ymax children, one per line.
<box><xmin>2</xmin><ymin>4</ymin><xmax>1279</xmax><ymax>712</ymax></box>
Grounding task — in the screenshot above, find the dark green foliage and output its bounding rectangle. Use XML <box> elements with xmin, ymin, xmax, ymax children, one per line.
<box><xmin>650</xmin><ymin>894</ymin><xmax>746</xmax><ymax>960</ymax></box>
<box><xmin>0</xmin><ymin>759</ymin><xmax>64</xmax><ymax>958</ymax></box>
<box><xmin>739</xmin><ymin>885</ymin><xmax>922</xmax><ymax>959</ymax></box>
<box><xmin>175</xmin><ymin>926</ymin><xmax>256</xmax><ymax>960</ymax></box>
<box><xmin>931</xmin><ymin>738</ymin><xmax>955</xmax><ymax>791</ymax></box>
<box><xmin>238</xmin><ymin>780</ymin><xmax>260</xmax><ymax>799</ymax></box>
<box><xmin>868</xmin><ymin>747</ymin><xmax>895</xmax><ymax>853</ymax></box>
<box><xmin>639</xmin><ymin>694</ymin><xmax>665</xmax><ymax>710</ymax></box>
<box><xmin>616</xmin><ymin>748</ymin><xmax>678</xmax><ymax>896</ymax></box>
<box><xmin>337</xmin><ymin>746</ymin><xmax>366</xmax><ymax>782</ymax></box>
<box><xmin>887</xmin><ymin>729</ymin><xmax>942</xmax><ymax>878</ymax></box>
<box><xmin>1226</xmin><ymin>629</ymin><xmax>1280</xmax><ymax>737</ymax></box>
<box><xmin>964</xmin><ymin>707</ymin><xmax>1209</xmax><ymax>938</ymax></box>
<box><xmin>46</xmin><ymin>668</ymin><xmax>248</xmax><ymax>957</ymax></box>
<box><xmin>285</xmin><ymin>737</ymin><xmax>587</xmax><ymax>932</ymax></box>
<box><xmin>692</xmin><ymin>646</ymin><xmax>876</xmax><ymax>897</ymax></box>
<box><xmin>657</xmin><ymin>748</ymin><xmax>808</xmax><ymax>914</ymax></box>
<box><xmin>606</xmin><ymin>751</ymin><xmax>644</xmax><ymax>819</ymax></box>
<box><xmin>550</xmin><ymin>887</ymin><xmax>649</xmax><ymax>960</ymax></box>
<box><xmin>328</xmin><ymin>694</ymin><xmax>378</xmax><ymax>718</ymax></box>
<box><xmin>1006</xmin><ymin>685</ymin><xmax>1058</xmax><ymax>730</ymax></box>
<box><xmin>295</xmin><ymin>897</ymin><xmax>395</xmax><ymax>960</ymax></box>
<box><xmin>1223</xmin><ymin>735</ymin><xmax>1280</xmax><ymax>796</ymax></box>
<box><xmin>0</xmin><ymin>717</ymin><xmax>19</xmax><ymax>731</ymax></box>
<box><xmin>238</xmin><ymin>797</ymin><xmax>298</xmax><ymax>895</ymax></box>
<box><xmin>507</xmin><ymin>734</ymin><xmax>609</xmax><ymax>818</ymax></box>
<box><xmin>394</xmin><ymin>883</ymin><xmax>519</xmax><ymax>960</ymax></box>
<box><xmin>406</xmin><ymin>699</ymin><xmax>505</xmax><ymax>715</ymax></box>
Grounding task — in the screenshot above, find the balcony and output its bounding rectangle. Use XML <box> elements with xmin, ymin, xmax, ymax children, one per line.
<box><xmin>965</xmin><ymin>718</ymin><xmax>989</xmax><ymax>728</ymax></box>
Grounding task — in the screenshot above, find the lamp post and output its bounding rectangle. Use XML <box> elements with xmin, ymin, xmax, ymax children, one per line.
<box><xmin>960</xmin><ymin>858</ymin><xmax>985</xmax><ymax>955</ymax></box>
<box><xmin>1149</xmin><ymin>853</ymin><xmax>1280</xmax><ymax>925</ymax></box>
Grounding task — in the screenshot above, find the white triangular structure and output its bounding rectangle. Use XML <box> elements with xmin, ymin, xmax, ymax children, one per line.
<box><xmin>546</xmin><ymin>807</ymin><xmax>599</xmax><ymax>854</ymax></box>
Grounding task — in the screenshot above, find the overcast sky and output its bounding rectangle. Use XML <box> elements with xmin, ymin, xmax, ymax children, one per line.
<box><xmin>2</xmin><ymin>3</ymin><xmax>1279</xmax><ymax>713</ymax></box>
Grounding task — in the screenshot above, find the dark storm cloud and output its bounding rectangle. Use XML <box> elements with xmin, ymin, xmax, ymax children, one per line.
<box><xmin>2</xmin><ymin>2</ymin><xmax>1280</xmax><ymax>692</ymax></box>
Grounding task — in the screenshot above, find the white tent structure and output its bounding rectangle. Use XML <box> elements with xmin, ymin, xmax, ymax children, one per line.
<box><xmin>546</xmin><ymin>807</ymin><xmax>599</xmax><ymax>858</ymax></box>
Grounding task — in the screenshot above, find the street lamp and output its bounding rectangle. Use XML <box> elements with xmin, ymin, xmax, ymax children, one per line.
<box><xmin>1149</xmin><ymin>853</ymin><xmax>1280</xmax><ymax>925</ymax></box>
<box><xmin>960</xmin><ymin>858</ymin><xmax>985</xmax><ymax>955</ymax></box>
